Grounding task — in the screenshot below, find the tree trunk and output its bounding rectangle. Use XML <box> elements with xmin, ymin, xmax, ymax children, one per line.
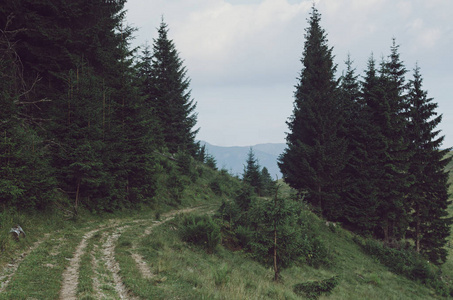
<box><xmin>415</xmin><ymin>203</ymin><xmax>420</xmax><ymax>253</ymax></box>
<box><xmin>273</xmin><ymin>186</ymin><xmax>279</xmax><ymax>281</ymax></box>
<box><xmin>75</xmin><ymin>178</ymin><xmax>81</xmax><ymax>215</ymax></box>
<box><xmin>274</xmin><ymin>221</ymin><xmax>278</xmax><ymax>281</ymax></box>
<box><xmin>383</xmin><ymin>219</ymin><xmax>389</xmax><ymax>245</ymax></box>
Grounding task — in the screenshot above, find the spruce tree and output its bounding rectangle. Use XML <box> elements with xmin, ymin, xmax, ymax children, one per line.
<box><xmin>261</xmin><ymin>167</ymin><xmax>276</xmax><ymax>196</ymax></box>
<box><xmin>243</xmin><ymin>148</ymin><xmax>262</xmax><ymax>195</ymax></box>
<box><xmin>149</xmin><ymin>20</ymin><xmax>199</xmax><ymax>154</ymax></box>
<box><xmin>338</xmin><ymin>55</ymin><xmax>379</xmax><ymax>232</ymax></box>
<box><xmin>278</xmin><ymin>5</ymin><xmax>347</xmax><ymax>218</ymax></box>
<box><xmin>375</xmin><ymin>40</ymin><xmax>413</xmax><ymax>243</ymax></box>
<box><xmin>407</xmin><ymin>65</ymin><xmax>452</xmax><ymax>264</ymax></box>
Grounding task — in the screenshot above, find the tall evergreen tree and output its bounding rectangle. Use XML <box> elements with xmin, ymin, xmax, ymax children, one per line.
<box><xmin>338</xmin><ymin>55</ymin><xmax>379</xmax><ymax>232</ymax></box>
<box><xmin>407</xmin><ymin>65</ymin><xmax>452</xmax><ymax>264</ymax></box>
<box><xmin>149</xmin><ymin>20</ymin><xmax>199</xmax><ymax>154</ymax></box>
<box><xmin>375</xmin><ymin>40</ymin><xmax>413</xmax><ymax>243</ymax></box>
<box><xmin>278</xmin><ymin>5</ymin><xmax>347</xmax><ymax>219</ymax></box>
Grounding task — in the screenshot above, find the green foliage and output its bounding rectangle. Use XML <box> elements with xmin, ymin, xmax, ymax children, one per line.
<box><xmin>279</xmin><ymin>5</ymin><xmax>347</xmax><ymax>219</ymax></box>
<box><xmin>354</xmin><ymin>236</ymin><xmax>452</xmax><ymax>296</ymax></box>
<box><xmin>293</xmin><ymin>276</ymin><xmax>340</xmax><ymax>299</ymax></box>
<box><xmin>205</xmin><ymin>154</ymin><xmax>217</xmax><ymax>170</ymax></box>
<box><xmin>357</xmin><ymin>237</ymin><xmax>432</xmax><ymax>281</ymax></box>
<box><xmin>179</xmin><ymin>213</ymin><xmax>221</xmax><ymax>253</ymax></box>
<box><xmin>406</xmin><ymin>65</ymin><xmax>452</xmax><ymax>264</ymax></box>
<box><xmin>248</xmin><ymin>196</ymin><xmax>306</xmax><ymax>270</ymax></box>
<box><xmin>209</xmin><ymin>178</ymin><xmax>222</xmax><ymax>196</ymax></box>
<box><xmin>260</xmin><ymin>167</ymin><xmax>277</xmax><ymax>196</ymax></box>
<box><xmin>217</xmin><ymin>184</ymin><xmax>333</xmax><ymax>272</ymax></box>
<box><xmin>166</xmin><ymin>173</ymin><xmax>185</xmax><ymax>205</ymax></box>
<box><xmin>212</xmin><ymin>264</ymin><xmax>230</xmax><ymax>286</ymax></box>
<box><xmin>243</xmin><ymin>148</ymin><xmax>262</xmax><ymax>194</ymax></box>
<box><xmin>145</xmin><ymin>19</ymin><xmax>199</xmax><ymax>155</ymax></box>
<box><xmin>234</xmin><ymin>184</ymin><xmax>255</xmax><ymax>213</ymax></box>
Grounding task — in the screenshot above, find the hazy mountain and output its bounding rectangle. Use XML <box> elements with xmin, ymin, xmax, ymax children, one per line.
<box><xmin>200</xmin><ymin>141</ymin><xmax>285</xmax><ymax>178</ymax></box>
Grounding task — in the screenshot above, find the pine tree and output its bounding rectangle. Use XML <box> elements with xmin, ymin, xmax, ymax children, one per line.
<box><xmin>149</xmin><ymin>19</ymin><xmax>199</xmax><ymax>155</ymax></box>
<box><xmin>338</xmin><ymin>55</ymin><xmax>379</xmax><ymax>232</ymax></box>
<box><xmin>249</xmin><ymin>189</ymin><xmax>305</xmax><ymax>281</ymax></box>
<box><xmin>136</xmin><ymin>43</ymin><xmax>165</xmax><ymax>148</ymax></box>
<box><xmin>375</xmin><ymin>40</ymin><xmax>413</xmax><ymax>243</ymax></box>
<box><xmin>278</xmin><ymin>5</ymin><xmax>347</xmax><ymax>218</ymax></box>
<box><xmin>407</xmin><ymin>65</ymin><xmax>452</xmax><ymax>264</ymax></box>
<box><xmin>243</xmin><ymin>148</ymin><xmax>263</xmax><ymax>195</ymax></box>
<box><xmin>261</xmin><ymin>167</ymin><xmax>276</xmax><ymax>196</ymax></box>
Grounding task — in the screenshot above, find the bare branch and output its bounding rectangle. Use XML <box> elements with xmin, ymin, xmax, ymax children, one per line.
<box><xmin>15</xmin><ymin>98</ymin><xmax>51</xmax><ymax>105</ymax></box>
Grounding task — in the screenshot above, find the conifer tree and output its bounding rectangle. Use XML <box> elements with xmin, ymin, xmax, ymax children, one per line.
<box><xmin>338</xmin><ymin>55</ymin><xmax>379</xmax><ymax>232</ymax></box>
<box><xmin>278</xmin><ymin>5</ymin><xmax>347</xmax><ymax>218</ymax></box>
<box><xmin>375</xmin><ymin>40</ymin><xmax>413</xmax><ymax>243</ymax></box>
<box><xmin>407</xmin><ymin>65</ymin><xmax>452</xmax><ymax>264</ymax></box>
<box><xmin>249</xmin><ymin>189</ymin><xmax>305</xmax><ymax>281</ymax></box>
<box><xmin>149</xmin><ymin>20</ymin><xmax>199</xmax><ymax>154</ymax></box>
<box><xmin>243</xmin><ymin>148</ymin><xmax>262</xmax><ymax>195</ymax></box>
<box><xmin>261</xmin><ymin>167</ymin><xmax>276</xmax><ymax>196</ymax></box>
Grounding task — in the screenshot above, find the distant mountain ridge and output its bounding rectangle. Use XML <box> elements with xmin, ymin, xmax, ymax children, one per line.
<box><xmin>200</xmin><ymin>141</ymin><xmax>285</xmax><ymax>178</ymax></box>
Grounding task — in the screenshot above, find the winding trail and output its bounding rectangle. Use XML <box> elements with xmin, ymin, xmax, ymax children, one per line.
<box><xmin>0</xmin><ymin>206</ymin><xmax>204</xmax><ymax>299</ymax></box>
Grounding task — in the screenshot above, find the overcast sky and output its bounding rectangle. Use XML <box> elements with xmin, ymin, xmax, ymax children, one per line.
<box><xmin>124</xmin><ymin>0</ymin><xmax>453</xmax><ymax>147</ymax></box>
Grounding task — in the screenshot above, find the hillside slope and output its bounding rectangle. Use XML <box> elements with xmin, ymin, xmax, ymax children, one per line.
<box><xmin>1</xmin><ymin>153</ymin><xmax>452</xmax><ymax>299</ymax></box>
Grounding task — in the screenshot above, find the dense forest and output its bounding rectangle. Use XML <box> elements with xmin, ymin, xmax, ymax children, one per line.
<box><xmin>0</xmin><ymin>1</ymin><xmax>200</xmax><ymax>213</ymax></box>
<box><xmin>0</xmin><ymin>0</ymin><xmax>451</xmax><ymax>285</ymax></box>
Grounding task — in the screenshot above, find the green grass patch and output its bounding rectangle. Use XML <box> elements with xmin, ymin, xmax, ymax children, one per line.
<box><xmin>0</xmin><ymin>226</ymin><xmax>87</xmax><ymax>299</ymax></box>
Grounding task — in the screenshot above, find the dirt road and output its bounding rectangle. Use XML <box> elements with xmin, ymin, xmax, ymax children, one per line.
<box><xmin>0</xmin><ymin>207</ymin><xmax>200</xmax><ymax>299</ymax></box>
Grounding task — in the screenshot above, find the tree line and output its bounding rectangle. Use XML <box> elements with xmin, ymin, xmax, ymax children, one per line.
<box><xmin>0</xmin><ymin>1</ymin><xmax>200</xmax><ymax>212</ymax></box>
<box><xmin>279</xmin><ymin>6</ymin><xmax>451</xmax><ymax>264</ymax></box>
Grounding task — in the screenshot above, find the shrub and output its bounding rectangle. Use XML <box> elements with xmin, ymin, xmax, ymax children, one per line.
<box><xmin>235</xmin><ymin>225</ymin><xmax>253</xmax><ymax>249</ymax></box>
<box><xmin>179</xmin><ymin>213</ymin><xmax>221</xmax><ymax>253</ymax></box>
<box><xmin>293</xmin><ymin>276</ymin><xmax>340</xmax><ymax>299</ymax></box>
<box><xmin>212</xmin><ymin>264</ymin><xmax>230</xmax><ymax>286</ymax></box>
<box><xmin>166</xmin><ymin>173</ymin><xmax>184</xmax><ymax>205</ymax></box>
<box><xmin>209</xmin><ymin>179</ymin><xmax>222</xmax><ymax>196</ymax></box>
<box><xmin>302</xmin><ymin>234</ymin><xmax>333</xmax><ymax>268</ymax></box>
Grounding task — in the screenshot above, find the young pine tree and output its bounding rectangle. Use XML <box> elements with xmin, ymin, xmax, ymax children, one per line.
<box><xmin>261</xmin><ymin>167</ymin><xmax>276</xmax><ymax>197</ymax></box>
<box><xmin>407</xmin><ymin>65</ymin><xmax>452</xmax><ymax>264</ymax></box>
<box><xmin>278</xmin><ymin>5</ymin><xmax>347</xmax><ymax>219</ymax></box>
<box><xmin>243</xmin><ymin>148</ymin><xmax>263</xmax><ymax>196</ymax></box>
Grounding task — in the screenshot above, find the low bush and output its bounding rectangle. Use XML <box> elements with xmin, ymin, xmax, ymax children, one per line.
<box><xmin>179</xmin><ymin>213</ymin><xmax>221</xmax><ymax>253</ymax></box>
<box><xmin>293</xmin><ymin>276</ymin><xmax>340</xmax><ymax>299</ymax></box>
<box><xmin>302</xmin><ymin>234</ymin><xmax>333</xmax><ymax>268</ymax></box>
<box><xmin>212</xmin><ymin>264</ymin><xmax>230</xmax><ymax>286</ymax></box>
<box><xmin>209</xmin><ymin>179</ymin><xmax>222</xmax><ymax>196</ymax></box>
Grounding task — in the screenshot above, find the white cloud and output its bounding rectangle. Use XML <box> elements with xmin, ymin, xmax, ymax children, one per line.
<box><xmin>125</xmin><ymin>0</ymin><xmax>453</xmax><ymax>147</ymax></box>
<box><xmin>169</xmin><ymin>0</ymin><xmax>311</xmax><ymax>85</ymax></box>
